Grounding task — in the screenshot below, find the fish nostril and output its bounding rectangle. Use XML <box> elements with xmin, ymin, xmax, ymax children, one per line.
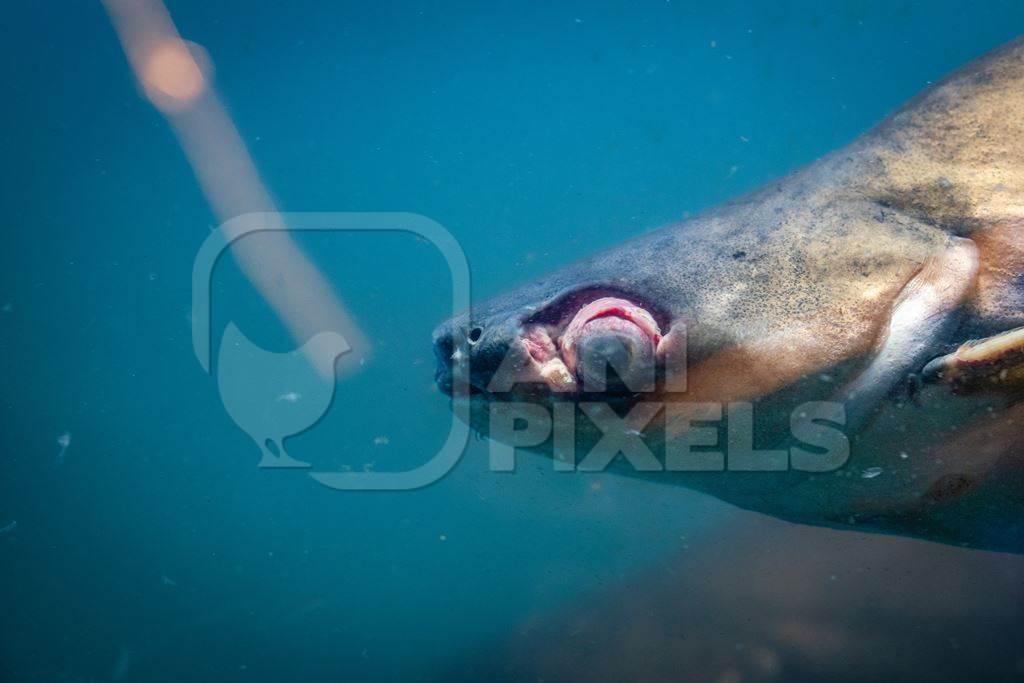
<box><xmin>467</xmin><ymin>327</ymin><xmax>483</xmax><ymax>345</ymax></box>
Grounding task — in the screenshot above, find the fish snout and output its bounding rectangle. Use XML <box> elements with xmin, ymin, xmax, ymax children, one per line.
<box><xmin>432</xmin><ymin>315</ymin><xmax>517</xmax><ymax>396</ymax></box>
<box><xmin>432</xmin><ymin>320</ymin><xmax>458</xmax><ymax>394</ymax></box>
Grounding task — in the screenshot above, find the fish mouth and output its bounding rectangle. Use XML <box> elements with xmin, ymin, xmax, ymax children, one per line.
<box><xmin>518</xmin><ymin>295</ymin><xmax>664</xmax><ymax>392</ymax></box>
<box><xmin>433</xmin><ymin>285</ymin><xmax>680</xmax><ymax>400</ymax></box>
<box><xmin>467</xmin><ymin>287</ymin><xmax>677</xmax><ymax>398</ymax></box>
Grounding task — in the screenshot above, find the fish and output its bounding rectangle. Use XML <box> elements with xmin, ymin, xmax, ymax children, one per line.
<box><xmin>433</xmin><ymin>37</ymin><xmax>1024</xmax><ymax>553</ymax></box>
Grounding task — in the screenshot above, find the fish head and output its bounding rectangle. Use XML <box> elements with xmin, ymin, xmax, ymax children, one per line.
<box><xmin>430</xmin><ymin>214</ymin><xmax>830</xmax><ymax>464</ymax></box>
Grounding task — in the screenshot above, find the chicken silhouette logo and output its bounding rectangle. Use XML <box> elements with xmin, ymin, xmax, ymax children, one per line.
<box><xmin>216</xmin><ymin>322</ymin><xmax>349</xmax><ymax>468</ymax></box>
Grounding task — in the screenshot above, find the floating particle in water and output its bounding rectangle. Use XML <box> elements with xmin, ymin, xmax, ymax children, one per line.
<box><xmin>439</xmin><ymin>534</ymin><xmax>447</xmax><ymax>542</ymax></box>
<box><xmin>275</xmin><ymin>391</ymin><xmax>301</xmax><ymax>403</ymax></box>
<box><xmin>362</xmin><ymin>461</ymin><xmax>376</xmax><ymax>472</ymax></box>
<box><xmin>160</xmin><ymin>575</ymin><xmax>177</xmax><ymax>587</ymax></box>
<box><xmin>373</xmin><ymin>435</ymin><xmax>389</xmax><ymax>446</ymax></box>
<box><xmin>112</xmin><ymin>648</ymin><xmax>132</xmax><ymax>681</ymax></box>
<box><xmin>862</xmin><ymin>466</ymin><xmax>883</xmax><ymax>479</ymax></box>
<box><xmin>899</xmin><ymin>451</ymin><xmax>909</xmax><ymax>459</ymax></box>
<box><xmin>1</xmin><ymin>301</ymin><xmax>10</xmax><ymax>313</ymax></box>
<box><xmin>0</xmin><ymin>521</ymin><xmax>16</xmax><ymax>535</ymax></box>
<box><xmin>56</xmin><ymin>432</ymin><xmax>71</xmax><ymax>464</ymax></box>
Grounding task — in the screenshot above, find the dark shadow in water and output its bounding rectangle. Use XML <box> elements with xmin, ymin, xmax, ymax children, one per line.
<box><xmin>446</xmin><ymin>514</ymin><xmax>1024</xmax><ymax>681</ymax></box>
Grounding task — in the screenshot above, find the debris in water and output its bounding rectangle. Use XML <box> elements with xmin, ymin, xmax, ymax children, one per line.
<box><xmin>862</xmin><ymin>466</ymin><xmax>883</xmax><ymax>479</ymax></box>
<box><xmin>112</xmin><ymin>647</ymin><xmax>132</xmax><ymax>681</ymax></box>
<box><xmin>0</xmin><ymin>521</ymin><xmax>16</xmax><ymax>535</ymax></box>
<box><xmin>373</xmin><ymin>435</ymin><xmax>389</xmax><ymax>446</ymax></box>
<box><xmin>1</xmin><ymin>301</ymin><xmax>10</xmax><ymax>313</ymax></box>
<box><xmin>56</xmin><ymin>432</ymin><xmax>71</xmax><ymax>464</ymax></box>
<box><xmin>275</xmin><ymin>391</ymin><xmax>301</xmax><ymax>403</ymax></box>
<box><xmin>160</xmin><ymin>575</ymin><xmax>177</xmax><ymax>587</ymax></box>
<box><xmin>899</xmin><ymin>451</ymin><xmax>909</xmax><ymax>459</ymax></box>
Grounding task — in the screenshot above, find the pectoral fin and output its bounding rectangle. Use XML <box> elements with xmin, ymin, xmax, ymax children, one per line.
<box><xmin>922</xmin><ymin>326</ymin><xmax>1024</xmax><ymax>393</ymax></box>
<box><xmin>836</xmin><ymin>238</ymin><xmax>980</xmax><ymax>429</ymax></box>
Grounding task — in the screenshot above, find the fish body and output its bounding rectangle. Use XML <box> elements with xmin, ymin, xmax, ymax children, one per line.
<box><xmin>434</xmin><ymin>38</ymin><xmax>1024</xmax><ymax>553</ymax></box>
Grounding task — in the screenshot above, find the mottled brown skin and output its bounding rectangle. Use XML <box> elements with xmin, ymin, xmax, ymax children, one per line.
<box><xmin>434</xmin><ymin>37</ymin><xmax>1024</xmax><ymax>553</ymax></box>
<box><xmin>854</xmin><ymin>37</ymin><xmax>1024</xmax><ymax>327</ymax></box>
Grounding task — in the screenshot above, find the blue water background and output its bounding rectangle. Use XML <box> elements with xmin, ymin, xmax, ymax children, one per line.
<box><xmin>1</xmin><ymin>2</ymin><xmax>1023</xmax><ymax>680</ymax></box>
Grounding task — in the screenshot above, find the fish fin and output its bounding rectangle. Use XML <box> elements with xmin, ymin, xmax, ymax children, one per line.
<box><xmin>922</xmin><ymin>325</ymin><xmax>1024</xmax><ymax>394</ymax></box>
<box><xmin>835</xmin><ymin>238</ymin><xmax>980</xmax><ymax>429</ymax></box>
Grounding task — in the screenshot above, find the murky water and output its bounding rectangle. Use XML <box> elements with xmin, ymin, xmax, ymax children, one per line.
<box><xmin>1</xmin><ymin>2</ymin><xmax>1022</xmax><ymax>680</ymax></box>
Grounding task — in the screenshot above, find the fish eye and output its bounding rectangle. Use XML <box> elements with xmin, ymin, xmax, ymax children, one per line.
<box><xmin>467</xmin><ymin>327</ymin><xmax>483</xmax><ymax>345</ymax></box>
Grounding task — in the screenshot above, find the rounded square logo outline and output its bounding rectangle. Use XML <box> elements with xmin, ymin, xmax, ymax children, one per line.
<box><xmin>192</xmin><ymin>212</ymin><xmax>471</xmax><ymax>490</ymax></box>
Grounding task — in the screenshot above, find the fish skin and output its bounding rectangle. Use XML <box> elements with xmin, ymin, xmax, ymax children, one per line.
<box><xmin>434</xmin><ymin>37</ymin><xmax>1024</xmax><ymax>553</ymax></box>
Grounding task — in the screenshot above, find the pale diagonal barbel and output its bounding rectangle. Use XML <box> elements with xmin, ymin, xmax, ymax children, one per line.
<box><xmin>103</xmin><ymin>0</ymin><xmax>368</xmax><ymax>379</ymax></box>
